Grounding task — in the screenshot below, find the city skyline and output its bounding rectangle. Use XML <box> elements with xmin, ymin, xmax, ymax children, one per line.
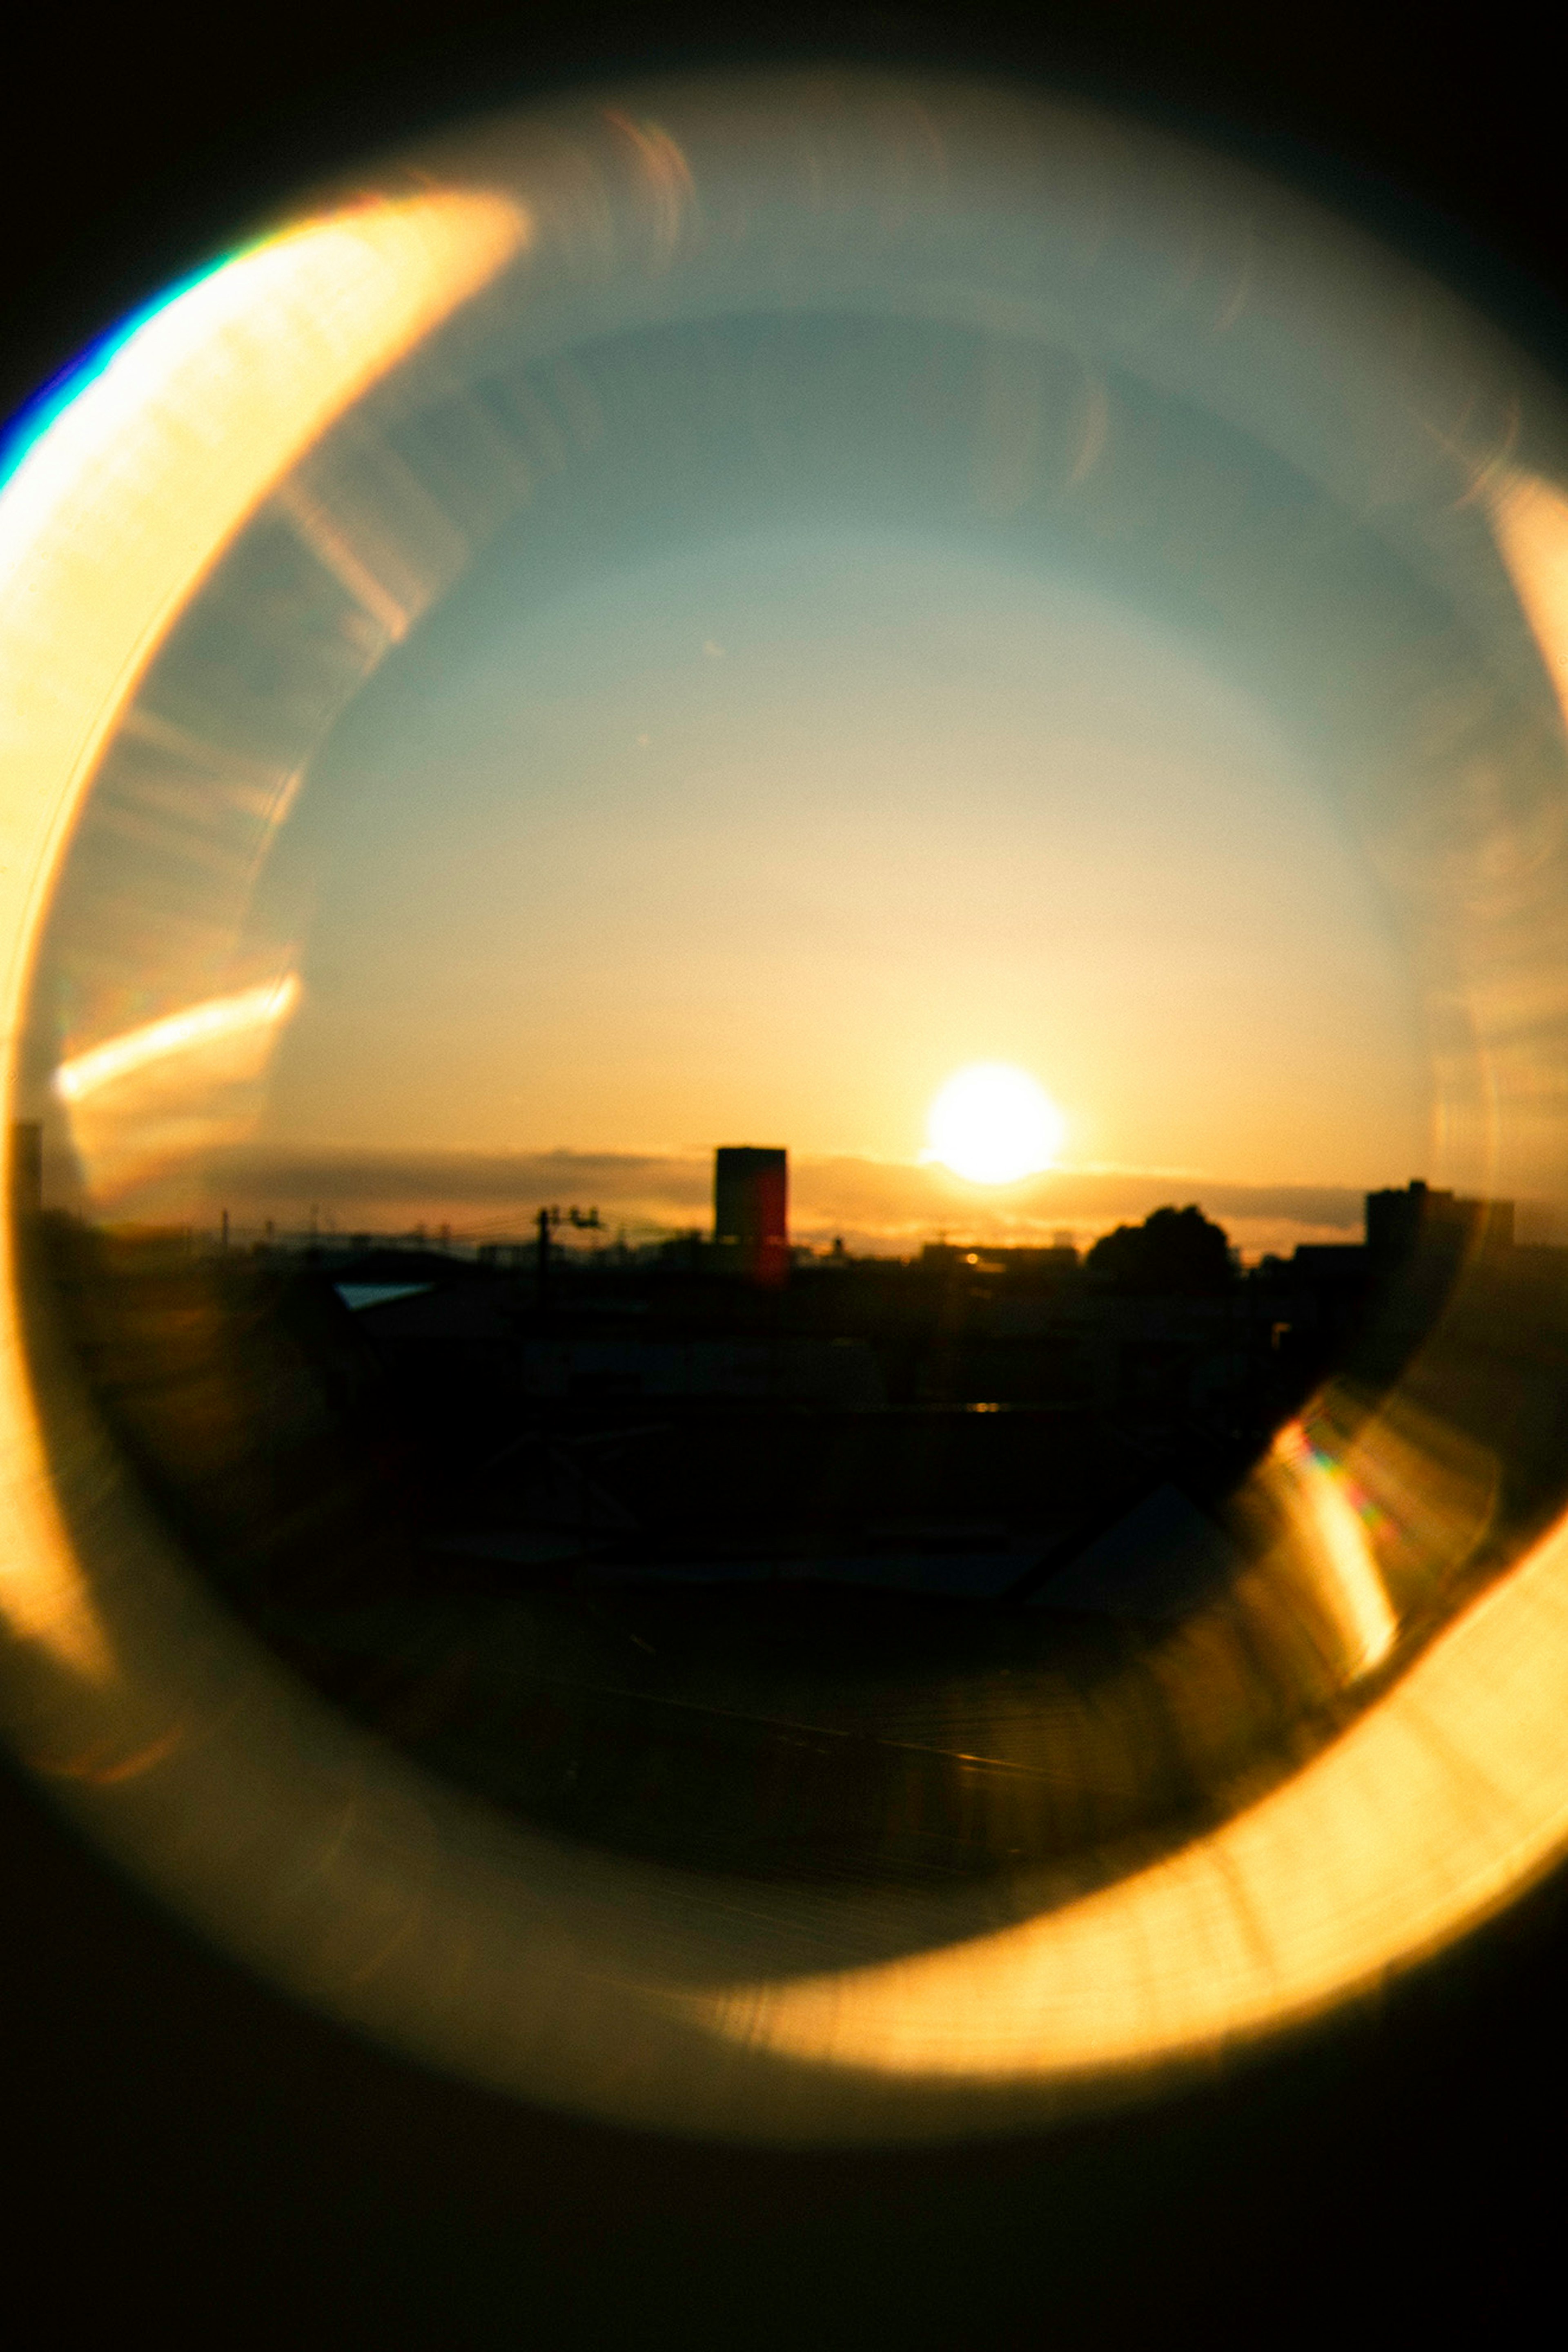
<box><xmin>60</xmin><ymin>1137</ymin><xmax>1429</xmax><ymax>1263</ymax></box>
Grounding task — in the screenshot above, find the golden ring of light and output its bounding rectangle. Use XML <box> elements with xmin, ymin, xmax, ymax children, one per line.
<box><xmin>926</xmin><ymin>1062</ymin><xmax>1066</xmax><ymax>1185</ymax></box>
<box><xmin>2</xmin><ymin>128</ymin><xmax>1568</xmax><ymax>2144</ymax></box>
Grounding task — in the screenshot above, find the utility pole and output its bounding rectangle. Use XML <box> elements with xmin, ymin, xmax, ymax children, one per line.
<box><xmin>536</xmin><ymin>1204</ymin><xmax>552</xmax><ymax>1312</ymax></box>
<box><xmin>535</xmin><ymin>1204</ymin><xmax>602</xmax><ymax>1313</ymax></box>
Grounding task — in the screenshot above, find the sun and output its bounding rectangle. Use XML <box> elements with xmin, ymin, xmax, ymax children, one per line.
<box><xmin>924</xmin><ymin>1063</ymin><xmax>1066</xmax><ymax>1186</ymax></box>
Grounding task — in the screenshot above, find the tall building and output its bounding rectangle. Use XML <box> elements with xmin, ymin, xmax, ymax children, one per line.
<box><xmin>713</xmin><ymin>1146</ymin><xmax>788</xmax><ymax>1284</ymax></box>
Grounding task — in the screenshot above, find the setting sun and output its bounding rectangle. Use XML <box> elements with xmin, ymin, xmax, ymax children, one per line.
<box><xmin>924</xmin><ymin>1063</ymin><xmax>1067</xmax><ymax>1186</ymax></box>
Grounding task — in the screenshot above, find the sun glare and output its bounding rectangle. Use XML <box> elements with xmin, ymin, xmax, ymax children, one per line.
<box><xmin>925</xmin><ymin>1063</ymin><xmax>1066</xmax><ymax>1186</ymax></box>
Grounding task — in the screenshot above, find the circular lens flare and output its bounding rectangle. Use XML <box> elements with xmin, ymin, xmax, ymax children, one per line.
<box><xmin>925</xmin><ymin>1063</ymin><xmax>1066</xmax><ymax>1185</ymax></box>
<box><xmin>13</xmin><ymin>68</ymin><xmax>1568</xmax><ymax>2155</ymax></box>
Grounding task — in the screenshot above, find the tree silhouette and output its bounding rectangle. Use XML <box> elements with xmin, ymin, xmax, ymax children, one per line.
<box><xmin>1086</xmin><ymin>1204</ymin><xmax>1234</xmax><ymax>1295</ymax></box>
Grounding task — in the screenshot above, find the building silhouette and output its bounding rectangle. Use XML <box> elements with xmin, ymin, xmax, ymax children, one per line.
<box><xmin>713</xmin><ymin>1146</ymin><xmax>788</xmax><ymax>1284</ymax></box>
<box><xmin>1365</xmin><ymin>1179</ymin><xmax>1515</xmax><ymax>1267</ymax></box>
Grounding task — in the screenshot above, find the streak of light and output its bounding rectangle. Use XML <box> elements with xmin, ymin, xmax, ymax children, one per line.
<box><xmin>1272</xmin><ymin>1417</ymin><xmax>1399</xmax><ymax>1677</ymax></box>
<box><xmin>54</xmin><ymin>974</ymin><xmax>302</xmax><ymax>1104</ymax></box>
<box><xmin>0</xmin><ymin>189</ymin><xmax>527</xmax><ymax>1036</ymax></box>
<box><xmin>0</xmin><ymin>187</ymin><xmax>527</xmax><ymax>1679</ymax></box>
<box><xmin>1493</xmin><ymin>470</ymin><xmax>1568</xmax><ymax>730</ymax></box>
<box><xmin>604</xmin><ymin>111</ymin><xmax>696</xmax><ymax>258</ymax></box>
<box><xmin>272</xmin><ymin>474</ymin><xmax>414</xmax><ymax>643</ymax></box>
<box><xmin>678</xmin><ymin>1497</ymin><xmax>1568</xmax><ymax>2086</ymax></box>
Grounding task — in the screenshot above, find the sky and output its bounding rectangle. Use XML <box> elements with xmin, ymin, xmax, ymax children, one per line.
<box><xmin>31</xmin><ymin>300</ymin><xmax>1453</xmax><ymax>1260</ymax></box>
<box><xmin>238</xmin><ymin>517</ymin><xmax>1427</xmax><ymax>1250</ymax></box>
